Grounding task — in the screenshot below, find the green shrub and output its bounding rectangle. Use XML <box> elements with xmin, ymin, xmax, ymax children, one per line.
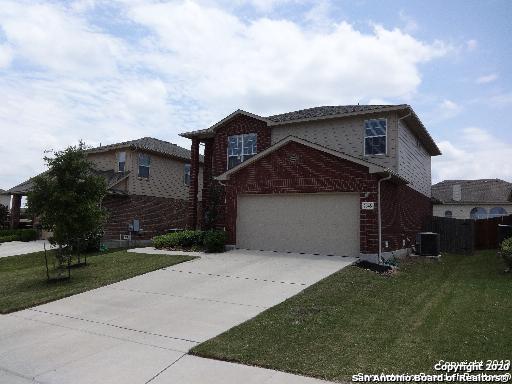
<box><xmin>18</xmin><ymin>229</ymin><xmax>38</xmax><ymax>242</ymax></box>
<box><xmin>0</xmin><ymin>235</ymin><xmax>18</xmax><ymax>243</ymax></box>
<box><xmin>501</xmin><ymin>237</ymin><xmax>512</xmax><ymax>270</ymax></box>
<box><xmin>0</xmin><ymin>229</ymin><xmax>38</xmax><ymax>242</ymax></box>
<box><xmin>204</xmin><ymin>230</ymin><xmax>227</xmax><ymax>253</ymax></box>
<box><xmin>153</xmin><ymin>230</ymin><xmax>204</xmax><ymax>250</ymax></box>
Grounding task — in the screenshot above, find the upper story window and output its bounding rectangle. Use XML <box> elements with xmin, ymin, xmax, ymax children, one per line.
<box><xmin>227</xmin><ymin>133</ymin><xmax>257</xmax><ymax>169</ymax></box>
<box><xmin>364</xmin><ymin>119</ymin><xmax>387</xmax><ymax>156</ymax></box>
<box><xmin>184</xmin><ymin>164</ymin><xmax>191</xmax><ymax>186</ymax></box>
<box><xmin>138</xmin><ymin>153</ymin><xmax>150</xmax><ymax>178</ymax></box>
<box><xmin>117</xmin><ymin>151</ymin><xmax>126</xmax><ymax>172</ymax></box>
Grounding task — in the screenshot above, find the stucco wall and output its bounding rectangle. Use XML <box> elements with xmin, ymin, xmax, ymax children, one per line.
<box><xmin>270</xmin><ymin>112</ymin><xmax>399</xmax><ymax>172</ymax></box>
<box><xmin>397</xmin><ymin>120</ymin><xmax>431</xmax><ymax>197</ymax></box>
<box><xmin>433</xmin><ymin>204</ymin><xmax>512</xmax><ymax>219</ymax></box>
<box><xmin>87</xmin><ymin>149</ymin><xmax>202</xmax><ymax>200</ymax></box>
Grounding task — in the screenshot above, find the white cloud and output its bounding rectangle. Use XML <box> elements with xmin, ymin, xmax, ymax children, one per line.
<box><xmin>476</xmin><ymin>73</ymin><xmax>498</xmax><ymax>84</ymax></box>
<box><xmin>399</xmin><ymin>10</ymin><xmax>419</xmax><ymax>33</ymax></box>
<box><xmin>0</xmin><ymin>0</ymin><xmax>450</xmax><ymax>189</ymax></box>
<box><xmin>0</xmin><ymin>44</ymin><xmax>13</xmax><ymax>68</ymax></box>
<box><xmin>432</xmin><ymin>127</ymin><xmax>512</xmax><ymax>183</ymax></box>
<box><xmin>437</xmin><ymin>99</ymin><xmax>462</xmax><ymax>119</ymax></box>
<box><xmin>128</xmin><ymin>1</ymin><xmax>448</xmax><ymax>114</ymax></box>
<box><xmin>466</xmin><ymin>39</ymin><xmax>478</xmax><ymax>51</ymax></box>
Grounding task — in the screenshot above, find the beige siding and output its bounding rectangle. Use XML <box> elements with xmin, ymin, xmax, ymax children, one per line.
<box><xmin>433</xmin><ymin>204</ymin><xmax>512</xmax><ymax>219</ymax></box>
<box><xmin>127</xmin><ymin>150</ymin><xmax>203</xmax><ymax>200</ymax></box>
<box><xmin>87</xmin><ymin>148</ymin><xmax>202</xmax><ymax>200</ymax></box>
<box><xmin>270</xmin><ymin>112</ymin><xmax>399</xmax><ymax>171</ymax></box>
<box><xmin>397</xmin><ymin>120</ymin><xmax>431</xmax><ymax>197</ymax></box>
<box><xmin>87</xmin><ymin>151</ymin><xmax>117</xmax><ymax>171</ymax></box>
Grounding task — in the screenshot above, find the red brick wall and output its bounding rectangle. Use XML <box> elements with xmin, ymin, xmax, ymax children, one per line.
<box><xmin>223</xmin><ymin>141</ymin><xmax>381</xmax><ymax>253</ymax></box>
<box><xmin>201</xmin><ymin>114</ymin><xmax>271</xmax><ymax>231</ymax></box>
<box><xmin>211</xmin><ymin>114</ymin><xmax>271</xmax><ymax>177</ymax></box>
<box><xmin>102</xmin><ymin>195</ymin><xmax>188</xmax><ymax>240</ymax></box>
<box><xmin>381</xmin><ymin>182</ymin><xmax>432</xmax><ymax>251</ymax></box>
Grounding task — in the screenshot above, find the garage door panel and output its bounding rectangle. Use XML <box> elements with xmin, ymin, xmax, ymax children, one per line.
<box><xmin>236</xmin><ymin>193</ymin><xmax>359</xmax><ymax>256</ymax></box>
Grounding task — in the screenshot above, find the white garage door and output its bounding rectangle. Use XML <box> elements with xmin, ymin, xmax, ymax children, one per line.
<box><xmin>236</xmin><ymin>193</ymin><xmax>360</xmax><ymax>256</ymax></box>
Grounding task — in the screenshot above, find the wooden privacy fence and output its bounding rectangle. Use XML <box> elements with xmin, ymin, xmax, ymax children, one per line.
<box><xmin>474</xmin><ymin>214</ymin><xmax>512</xmax><ymax>250</ymax></box>
<box><xmin>423</xmin><ymin>216</ymin><xmax>474</xmax><ymax>254</ymax></box>
<box><xmin>423</xmin><ymin>214</ymin><xmax>512</xmax><ymax>254</ymax></box>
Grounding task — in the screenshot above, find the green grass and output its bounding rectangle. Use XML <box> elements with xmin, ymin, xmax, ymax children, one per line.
<box><xmin>191</xmin><ymin>251</ymin><xmax>512</xmax><ymax>382</ymax></box>
<box><xmin>0</xmin><ymin>249</ymin><xmax>195</xmax><ymax>314</ymax></box>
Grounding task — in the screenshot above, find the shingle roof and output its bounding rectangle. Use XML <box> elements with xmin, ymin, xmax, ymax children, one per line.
<box><xmin>6</xmin><ymin>169</ymin><xmax>130</xmax><ymax>195</ymax></box>
<box><xmin>87</xmin><ymin>137</ymin><xmax>202</xmax><ymax>162</ymax></box>
<box><xmin>432</xmin><ymin>179</ymin><xmax>512</xmax><ymax>204</ymax></box>
<box><xmin>266</xmin><ymin>105</ymin><xmax>405</xmax><ymax>123</ymax></box>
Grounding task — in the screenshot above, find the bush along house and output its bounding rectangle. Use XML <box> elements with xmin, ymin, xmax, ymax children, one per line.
<box><xmin>181</xmin><ymin>105</ymin><xmax>441</xmax><ymax>262</ymax></box>
<box><xmin>7</xmin><ymin>137</ymin><xmax>203</xmax><ymax>246</ymax></box>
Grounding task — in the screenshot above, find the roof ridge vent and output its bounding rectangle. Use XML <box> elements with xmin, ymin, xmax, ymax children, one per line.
<box><xmin>453</xmin><ymin>184</ymin><xmax>462</xmax><ymax>201</ymax></box>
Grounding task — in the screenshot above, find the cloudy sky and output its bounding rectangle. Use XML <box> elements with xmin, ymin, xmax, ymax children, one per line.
<box><xmin>0</xmin><ymin>0</ymin><xmax>511</xmax><ymax>190</ymax></box>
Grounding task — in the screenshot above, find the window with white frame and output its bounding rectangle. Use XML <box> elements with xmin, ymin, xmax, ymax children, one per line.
<box><xmin>227</xmin><ymin>133</ymin><xmax>257</xmax><ymax>169</ymax></box>
<box><xmin>117</xmin><ymin>151</ymin><xmax>126</xmax><ymax>172</ymax></box>
<box><xmin>184</xmin><ymin>163</ymin><xmax>191</xmax><ymax>186</ymax></box>
<box><xmin>364</xmin><ymin>119</ymin><xmax>387</xmax><ymax>155</ymax></box>
<box><xmin>138</xmin><ymin>153</ymin><xmax>150</xmax><ymax>178</ymax></box>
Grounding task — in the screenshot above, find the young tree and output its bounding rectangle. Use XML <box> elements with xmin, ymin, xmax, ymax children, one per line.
<box><xmin>0</xmin><ymin>204</ymin><xmax>8</xmax><ymax>229</ymax></box>
<box><xmin>27</xmin><ymin>142</ymin><xmax>107</xmax><ymax>254</ymax></box>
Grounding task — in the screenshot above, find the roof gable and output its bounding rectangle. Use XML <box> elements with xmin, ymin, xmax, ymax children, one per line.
<box><xmin>180</xmin><ymin>110</ymin><xmax>271</xmax><ymax>139</ymax></box>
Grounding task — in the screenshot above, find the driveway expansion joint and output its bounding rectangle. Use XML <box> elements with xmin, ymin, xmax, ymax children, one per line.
<box><xmin>166</xmin><ymin>268</ymin><xmax>308</xmax><ymax>286</ymax></box>
<box><xmin>26</xmin><ymin>308</ymin><xmax>200</xmax><ymax>345</ymax></box>
<box><xmin>109</xmin><ymin>286</ymin><xmax>268</xmax><ymax>309</ymax></box>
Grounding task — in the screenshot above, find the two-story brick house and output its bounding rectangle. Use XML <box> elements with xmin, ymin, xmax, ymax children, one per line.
<box><xmin>181</xmin><ymin>105</ymin><xmax>441</xmax><ymax>261</ymax></box>
<box><xmin>7</xmin><ymin>137</ymin><xmax>203</xmax><ymax>242</ymax></box>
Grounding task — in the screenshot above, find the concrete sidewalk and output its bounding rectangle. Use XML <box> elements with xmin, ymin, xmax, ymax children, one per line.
<box><xmin>0</xmin><ymin>249</ymin><xmax>356</xmax><ymax>383</ymax></box>
<box><xmin>0</xmin><ymin>240</ymin><xmax>50</xmax><ymax>258</ymax></box>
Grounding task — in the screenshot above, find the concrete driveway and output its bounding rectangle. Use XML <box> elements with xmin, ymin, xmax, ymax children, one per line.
<box><xmin>0</xmin><ymin>249</ymin><xmax>356</xmax><ymax>383</ymax></box>
<box><xmin>0</xmin><ymin>240</ymin><xmax>50</xmax><ymax>258</ymax></box>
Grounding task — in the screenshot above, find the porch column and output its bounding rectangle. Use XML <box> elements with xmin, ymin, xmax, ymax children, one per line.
<box><xmin>188</xmin><ymin>137</ymin><xmax>200</xmax><ymax>229</ymax></box>
<box><xmin>10</xmin><ymin>194</ymin><xmax>21</xmax><ymax>229</ymax></box>
<box><xmin>201</xmin><ymin>138</ymin><xmax>214</xmax><ymax>229</ymax></box>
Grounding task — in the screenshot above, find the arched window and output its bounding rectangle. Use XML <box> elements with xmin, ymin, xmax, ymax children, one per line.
<box><xmin>489</xmin><ymin>207</ymin><xmax>508</xmax><ymax>218</ymax></box>
<box><xmin>470</xmin><ymin>207</ymin><xmax>487</xmax><ymax>220</ymax></box>
<box><xmin>444</xmin><ymin>210</ymin><xmax>453</xmax><ymax>218</ymax></box>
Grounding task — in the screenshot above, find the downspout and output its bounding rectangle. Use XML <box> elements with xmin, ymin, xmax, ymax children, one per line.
<box><xmin>377</xmin><ymin>173</ymin><xmax>392</xmax><ymax>264</ymax></box>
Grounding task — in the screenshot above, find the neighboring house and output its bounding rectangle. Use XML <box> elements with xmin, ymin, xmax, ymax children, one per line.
<box><xmin>0</xmin><ymin>189</ymin><xmax>10</xmax><ymax>209</ymax></box>
<box><xmin>432</xmin><ymin>179</ymin><xmax>512</xmax><ymax>219</ymax></box>
<box><xmin>181</xmin><ymin>104</ymin><xmax>441</xmax><ymax>261</ymax></box>
<box><xmin>7</xmin><ymin>137</ymin><xmax>203</xmax><ymax>241</ymax></box>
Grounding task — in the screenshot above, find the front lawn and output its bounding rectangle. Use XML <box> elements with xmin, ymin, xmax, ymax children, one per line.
<box><xmin>0</xmin><ymin>249</ymin><xmax>195</xmax><ymax>314</ymax></box>
<box><xmin>191</xmin><ymin>251</ymin><xmax>511</xmax><ymax>381</ymax></box>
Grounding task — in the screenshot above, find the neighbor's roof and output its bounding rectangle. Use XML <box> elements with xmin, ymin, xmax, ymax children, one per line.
<box><xmin>432</xmin><ymin>179</ymin><xmax>512</xmax><ymax>204</ymax></box>
<box><xmin>6</xmin><ymin>169</ymin><xmax>131</xmax><ymax>195</ymax></box>
<box><xmin>180</xmin><ymin>105</ymin><xmax>441</xmax><ymax>156</ymax></box>
<box><xmin>87</xmin><ymin>137</ymin><xmax>203</xmax><ymax>162</ymax></box>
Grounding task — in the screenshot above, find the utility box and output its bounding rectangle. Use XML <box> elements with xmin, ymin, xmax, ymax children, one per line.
<box><xmin>416</xmin><ymin>232</ymin><xmax>440</xmax><ymax>256</ymax></box>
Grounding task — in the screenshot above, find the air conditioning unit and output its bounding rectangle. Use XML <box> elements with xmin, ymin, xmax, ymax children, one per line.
<box><xmin>415</xmin><ymin>232</ymin><xmax>440</xmax><ymax>256</ymax></box>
